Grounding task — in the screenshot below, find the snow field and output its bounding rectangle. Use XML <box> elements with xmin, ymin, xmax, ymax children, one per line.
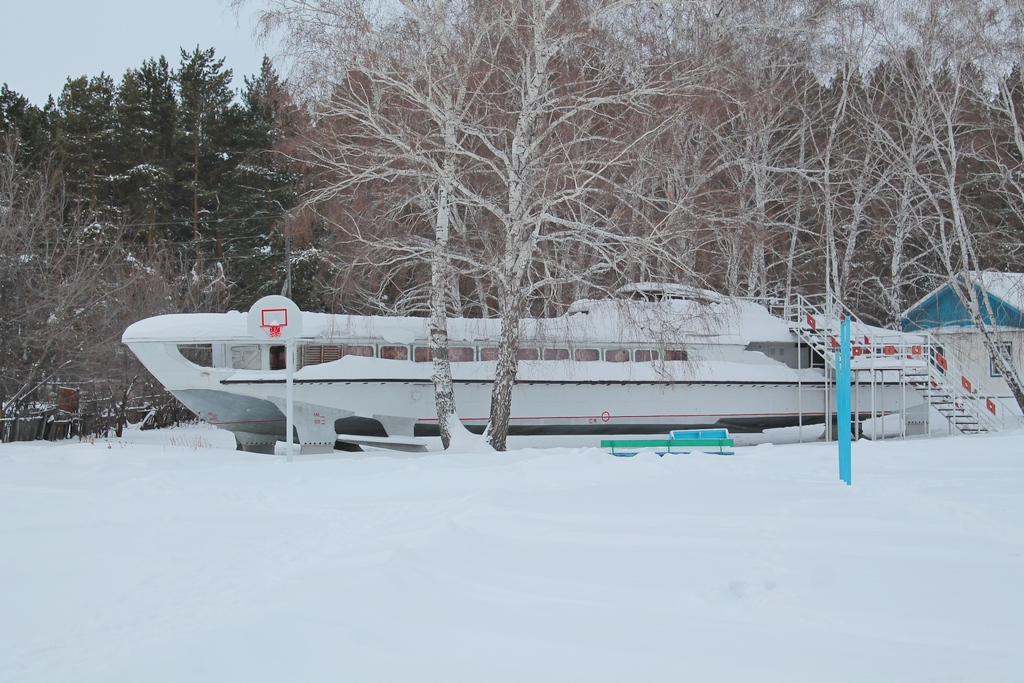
<box><xmin>1</xmin><ymin>427</ymin><xmax>1022</xmax><ymax>682</ymax></box>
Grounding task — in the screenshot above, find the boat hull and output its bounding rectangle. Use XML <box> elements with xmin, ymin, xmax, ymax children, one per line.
<box><xmin>196</xmin><ymin>375</ymin><xmax>904</xmax><ymax>445</ymax></box>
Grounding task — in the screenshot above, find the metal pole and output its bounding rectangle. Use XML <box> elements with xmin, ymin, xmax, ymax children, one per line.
<box><xmin>838</xmin><ymin>316</ymin><xmax>852</xmax><ymax>485</ymax></box>
<box><xmin>900</xmin><ymin>346</ymin><xmax>907</xmax><ymax>439</ymax></box>
<box><xmin>854</xmin><ymin>367</ymin><xmax>860</xmax><ymax>439</ymax></box>
<box><xmin>798</xmin><ymin>322</ymin><xmax>804</xmax><ymax>443</ymax></box>
<box><xmin>282</xmin><ymin>225</ymin><xmax>293</xmax><ymax>299</ymax></box>
<box><xmin>825</xmin><ymin>346</ymin><xmax>832</xmax><ymax>442</ymax></box>
<box><xmin>286</xmin><ymin>338</ymin><xmax>295</xmax><ymax>462</ymax></box>
<box><xmin>871</xmin><ymin>368</ymin><xmax>877</xmax><ymax>440</ymax></box>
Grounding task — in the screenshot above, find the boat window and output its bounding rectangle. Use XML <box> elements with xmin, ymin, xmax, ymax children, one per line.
<box><xmin>415</xmin><ymin>346</ymin><xmax>475</xmax><ymax>362</ymax></box>
<box><xmin>664</xmin><ymin>349</ymin><xmax>688</xmax><ymax>361</ymax></box>
<box><xmin>321</xmin><ymin>345</ymin><xmax>344</xmax><ymax>363</ymax></box>
<box><xmin>480</xmin><ymin>347</ymin><xmax>498</xmax><ymax>361</ymax></box>
<box><xmin>635</xmin><ymin>350</ymin><xmax>660</xmax><ymax>362</ymax></box>
<box><xmin>343</xmin><ymin>345</ymin><xmax>374</xmax><ymax>357</ymax></box>
<box><xmin>543</xmin><ymin>348</ymin><xmax>570</xmax><ymax>360</ymax></box>
<box><xmin>517</xmin><ymin>348</ymin><xmax>539</xmax><ymax>361</ymax></box>
<box><xmin>178</xmin><ymin>344</ymin><xmax>213</xmax><ymax>367</ymax></box>
<box><xmin>379</xmin><ymin>345</ymin><xmax>409</xmax><ymax>360</ymax></box>
<box><xmin>575</xmin><ymin>349</ymin><xmax>599</xmax><ymax>361</ymax></box>
<box><xmin>270</xmin><ymin>345</ymin><xmax>286</xmax><ymax>370</ymax></box>
<box><xmin>301</xmin><ymin>345</ymin><xmax>344</xmax><ymax>366</ymax></box>
<box><xmin>605</xmin><ymin>349</ymin><xmax>630</xmax><ymax>363</ymax></box>
<box><xmin>230</xmin><ymin>345</ymin><xmax>261</xmax><ymax>370</ymax></box>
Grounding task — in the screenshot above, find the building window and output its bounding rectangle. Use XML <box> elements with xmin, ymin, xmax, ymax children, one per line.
<box><xmin>990</xmin><ymin>341</ymin><xmax>1013</xmax><ymax>377</ymax></box>
<box><xmin>663</xmin><ymin>349</ymin><xmax>688</xmax><ymax>361</ymax></box>
<box><xmin>574</xmin><ymin>349</ymin><xmax>599</xmax><ymax>361</ymax></box>
<box><xmin>543</xmin><ymin>348</ymin><xmax>570</xmax><ymax>360</ymax></box>
<box><xmin>635</xmin><ymin>350</ymin><xmax>660</xmax><ymax>362</ymax></box>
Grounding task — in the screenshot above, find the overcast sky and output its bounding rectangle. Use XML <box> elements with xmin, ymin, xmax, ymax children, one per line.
<box><xmin>1</xmin><ymin>0</ymin><xmax>274</xmax><ymax>105</ymax></box>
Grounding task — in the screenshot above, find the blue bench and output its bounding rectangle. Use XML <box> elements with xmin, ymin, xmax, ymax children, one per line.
<box><xmin>601</xmin><ymin>428</ymin><xmax>734</xmax><ymax>456</ymax></box>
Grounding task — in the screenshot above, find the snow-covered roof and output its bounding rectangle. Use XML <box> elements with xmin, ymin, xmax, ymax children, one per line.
<box><xmin>123</xmin><ymin>312</ymin><xmax>340</xmax><ymax>342</ymax></box>
<box><xmin>612</xmin><ymin>282</ymin><xmax>725</xmax><ymax>303</ymax></box>
<box><xmin>901</xmin><ymin>271</ymin><xmax>1024</xmax><ymax>331</ymax></box>
<box><xmin>123</xmin><ymin>292</ymin><xmax>796</xmax><ymax>347</ymax></box>
<box><xmin>977</xmin><ymin>271</ymin><xmax>1024</xmax><ymax>312</ymax></box>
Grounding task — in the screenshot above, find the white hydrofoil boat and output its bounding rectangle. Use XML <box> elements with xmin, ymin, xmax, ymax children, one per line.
<box><xmin>122</xmin><ymin>284</ymin><xmax>917</xmax><ymax>452</ymax></box>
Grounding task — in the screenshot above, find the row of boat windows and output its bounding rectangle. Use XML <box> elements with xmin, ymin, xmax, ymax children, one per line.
<box><xmin>299</xmin><ymin>345</ymin><xmax>688</xmax><ymax>366</ymax></box>
<box><xmin>176</xmin><ymin>343</ymin><xmax>688</xmax><ymax>369</ymax></box>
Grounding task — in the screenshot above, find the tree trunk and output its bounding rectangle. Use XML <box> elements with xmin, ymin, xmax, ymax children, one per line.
<box><xmin>429</xmin><ymin>142</ymin><xmax>458</xmax><ymax>448</ymax></box>
<box><xmin>486</xmin><ymin>287</ymin><xmax>523</xmax><ymax>451</ymax></box>
<box><xmin>193</xmin><ymin>133</ymin><xmax>202</xmax><ymax>275</ymax></box>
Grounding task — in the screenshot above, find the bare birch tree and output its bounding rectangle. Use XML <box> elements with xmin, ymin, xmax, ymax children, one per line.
<box><xmin>867</xmin><ymin>0</ymin><xmax>1024</xmax><ymax>410</ymax></box>
<box><xmin>236</xmin><ymin>0</ymin><xmax>507</xmax><ymax>447</ymax></box>
<box><xmin>232</xmin><ymin>0</ymin><xmax>1024</xmax><ymax>436</ymax></box>
<box><xmin>239</xmin><ymin>0</ymin><xmax>703</xmax><ymax>450</ymax></box>
<box><xmin>451</xmin><ymin>0</ymin><xmax>708</xmax><ymax>450</ymax></box>
<box><xmin>0</xmin><ymin>134</ymin><xmax>170</xmax><ymax>431</ymax></box>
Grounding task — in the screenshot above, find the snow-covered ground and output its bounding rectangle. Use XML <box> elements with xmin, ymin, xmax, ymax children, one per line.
<box><xmin>2</xmin><ymin>427</ymin><xmax>1022</xmax><ymax>682</ymax></box>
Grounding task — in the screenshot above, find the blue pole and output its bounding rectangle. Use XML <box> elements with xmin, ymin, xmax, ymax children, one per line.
<box><xmin>838</xmin><ymin>316</ymin><xmax>852</xmax><ymax>485</ymax></box>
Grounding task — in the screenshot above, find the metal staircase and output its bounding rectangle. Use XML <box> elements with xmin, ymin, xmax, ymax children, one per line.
<box><xmin>778</xmin><ymin>294</ymin><xmax>1019</xmax><ymax>435</ymax></box>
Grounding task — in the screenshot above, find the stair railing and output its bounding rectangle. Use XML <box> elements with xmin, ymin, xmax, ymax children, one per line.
<box><xmin>785</xmin><ymin>293</ymin><xmax>1021</xmax><ymax>434</ymax></box>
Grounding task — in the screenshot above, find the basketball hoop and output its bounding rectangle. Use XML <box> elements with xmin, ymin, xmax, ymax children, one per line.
<box><xmin>259</xmin><ymin>308</ymin><xmax>288</xmax><ymax>340</ymax></box>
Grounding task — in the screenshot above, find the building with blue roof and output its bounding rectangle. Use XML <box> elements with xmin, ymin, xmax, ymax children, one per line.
<box><xmin>902</xmin><ymin>275</ymin><xmax>1024</xmax><ymax>331</ymax></box>
<box><xmin>901</xmin><ymin>273</ymin><xmax>1024</xmax><ymax>401</ymax></box>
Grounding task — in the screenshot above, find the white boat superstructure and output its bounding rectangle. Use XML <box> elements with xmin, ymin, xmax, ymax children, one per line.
<box><xmin>123</xmin><ymin>285</ymin><xmax>926</xmax><ymax>452</ymax></box>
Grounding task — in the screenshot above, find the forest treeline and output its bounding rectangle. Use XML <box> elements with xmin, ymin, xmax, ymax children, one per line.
<box><xmin>0</xmin><ymin>48</ymin><xmax>331</xmax><ymax>308</ymax></box>
<box><xmin>3</xmin><ymin>0</ymin><xmax>1024</xmax><ymax>442</ymax></box>
<box><xmin>0</xmin><ymin>47</ymin><xmax>330</xmax><ymax>435</ymax></box>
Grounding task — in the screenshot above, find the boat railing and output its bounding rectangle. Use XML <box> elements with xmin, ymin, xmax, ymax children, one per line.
<box><xmin>785</xmin><ymin>292</ymin><xmax>1021</xmax><ymax>433</ymax></box>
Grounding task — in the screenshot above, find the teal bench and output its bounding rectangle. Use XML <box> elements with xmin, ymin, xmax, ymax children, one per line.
<box><xmin>601</xmin><ymin>428</ymin><xmax>734</xmax><ymax>456</ymax></box>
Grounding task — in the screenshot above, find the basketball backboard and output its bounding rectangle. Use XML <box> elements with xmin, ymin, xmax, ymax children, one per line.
<box><xmin>247</xmin><ymin>295</ymin><xmax>303</xmax><ymax>341</ymax></box>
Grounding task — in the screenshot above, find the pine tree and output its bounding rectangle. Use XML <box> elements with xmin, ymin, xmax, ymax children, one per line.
<box><xmin>222</xmin><ymin>57</ymin><xmax>318</xmax><ymax>309</ymax></box>
<box><xmin>174</xmin><ymin>47</ymin><xmax>240</xmax><ymax>276</ymax></box>
<box><xmin>0</xmin><ymin>84</ymin><xmax>26</xmax><ymax>130</ymax></box>
<box><xmin>114</xmin><ymin>57</ymin><xmax>179</xmax><ymax>247</ymax></box>
<box><xmin>1</xmin><ymin>84</ymin><xmax>58</xmax><ymax>171</ymax></box>
<box><xmin>55</xmin><ymin>74</ymin><xmax>119</xmax><ymax>220</ymax></box>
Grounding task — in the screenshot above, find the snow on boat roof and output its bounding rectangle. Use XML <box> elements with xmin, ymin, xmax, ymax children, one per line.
<box><xmin>122</xmin><ymin>294</ymin><xmax>795</xmax><ymax>345</ymax></box>
<box><xmin>613</xmin><ymin>282</ymin><xmax>725</xmax><ymax>302</ymax></box>
<box><xmin>122</xmin><ymin>312</ymin><xmax>434</xmax><ymax>344</ymax></box>
<box><xmin>123</xmin><ymin>313</ymin><xmax>250</xmax><ymax>342</ymax></box>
